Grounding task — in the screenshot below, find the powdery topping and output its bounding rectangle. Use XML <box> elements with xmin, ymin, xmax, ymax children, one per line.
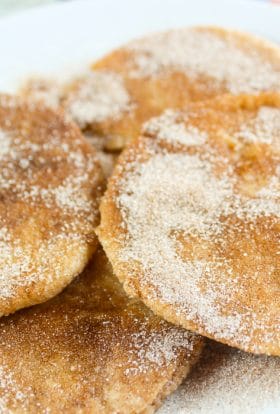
<box><xmin>0</xmin><ymin>249</ymin><xmax>200</xmax><ymax>413</ymax></box>
<box><xmin>125</xmin><ymin>321</ymin><xmax>196</xmax><ymax>376</ymax></box>
<box><xmin>143</xmin><ymin>109</ymin><xmax>207</xmax><ymax>146</ymax></box>
<box><xmin>0</xmin><ymin>227</ymin><xmax>29</xmax><ymax>298</ymax></box>
<box><xmin>0</xmin><ymin>129</ymin><xmax>98</xmax><ymax>214</ymax></box>
<box><xmin>159</xmin><ymin>343</ymin><xmax>280</xmax><ymax>414</ymax></box>
<box><xmin>126</xmin><ymin>28</ymin><xmax>280</xmax><ymax>94</ymax></box>
<box><xmin>0</xmin><ymin>130</ymin><xmax>12</xmax><ymax>160</ymax></box>
<box><xmin>235</xmin><ymin>106</ymin><xmax>280</xmax><ymax>146</ymax></box>
<box><xmin>119</xmin><ymin>153</ymin><xmax>235</xmax><ymax>239</ymax></box>
<box><xmin>233</xmin><ymin>105</ymin><xmax>280</xmax><ymax>218</ymax></box>
<box><xmin>20</xmin><ymin>77</ymin><xmax>62</xmax><ymax>109</ymax></box>
<box><xmin>0</xmin><ymin>364</ymin><xmax>33</xmax><ymax>413</ymax></box>
<box><xmin>0</xmin><ymin>230</ymin><xmax>86</xmax><ymax>299</ymax></box>
<box><xmin>117</xmin><ymin>153</ymin><xmax>242</xmax><ymax>341</ymax></box>
<box><xmin>0</xmin><ymin>321</ymin><xmax>197</xmax><ymax>412</ymax></box>
<box><xmin>243</xmin><ymin>171</ymin><xmax>280</xmax><ymax>220</ymax></box>
<box><xmin>0</xmin><ymin>319</ymin><xmax>196</xmax><ymax>412</ymax></box>
<box><xmin>0</xmin><ymin>116</ymin><xmax>102</xmax><ymax>301</ymax></box>
<box><xmin>116</xmin><ymin>136</ymin><xmax>279</xmax><ymax>346</ymax></box>
<box><xmin>64</xmin><ymin>71</ymin><xmax>132</xmax><ymax>127</ymax></box>
<box><xmin>19</xmin><ymin>73</ymin><xmax>132</xmax><ymax>130</ymax></box>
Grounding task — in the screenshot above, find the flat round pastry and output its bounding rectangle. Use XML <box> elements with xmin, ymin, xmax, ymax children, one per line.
<box><xmin>0</xmin><ymin>248</ymin><xmax>203</xmax><ymax>414</ymax></box>
<box><xmin>97</xmin><ymin>93</ymin><xmax>280</xmax><ymax>355</ymax></box>
<box><xmin>0</xmin><ymin>94</ymin><xmax>104</xmax><ymax>317</ymax></box>
<box><xmin>159</xmin><ymin>340</ymin><xmax>280</xmax><ymax>414</ymax></box>
<box><xmin>63</xmin><ymin>26</ymin><xmax>280</xmax><ymax>150</ymax></box>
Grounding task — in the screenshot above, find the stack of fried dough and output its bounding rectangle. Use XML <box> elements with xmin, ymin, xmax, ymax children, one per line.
<box><xmin>0</xmin><ymin>26</ymin><xmax>279</xmax><ymax>413</ymax></box>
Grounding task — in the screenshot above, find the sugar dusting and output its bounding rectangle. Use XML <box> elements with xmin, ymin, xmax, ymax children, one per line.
<box><xmin>0</xmin><ymin>231</ymin><xmax>86</xmax><ymax>299</ymax></box>
<box><xmin>159</xmin><ymin>342</ymin><xmax>280</xmax><ymax>414</ymax></box>
<box><xmin>143</xmin><ymin>109</ymin><xmax>207</xmax><ymax>146</ymax></box>
<box><xmin>117</xmin><ymin>152</ymin><xmax>245</xmax><ymax>343</ymax></box>
<box><xmin>114</xmin><ymin>106</ymin><xmax>280</xmax><ymax>350</ymax></box>
<box><xmin>0</xmin><ymin>364</ymin><xmax>33</xmax><ymax>413</ymax></box>
<box><xmin>125</xmin><ymin>322</ymin><xmax>197</xmax><ymax>376</ymax></box>
<box><xmin>0</xmin><ymin>249</ymin><xmax>201</xmax><ymax>412</ymax></box>
<box><xmin>0</xmin><ymin>321</ymin><xmax>198</xmax><ymax>412</ymax></box>
<box><xmin>19</xmin><ymin>72</ymin><xmax>132</xmax><ymax>130</ymax></box>
<box><xmin>0</xmin><ymin>131</ymin><xmax>12</xmax><ymax>160</ymax></box>
<box><xmin>20</xmin><ymin>77</ymin><xmax>62</xmax><ymax>109</ymax></box>
<box><xmin>126</xmin><ymin>28</ymin><xmax>280</xmax><ymax>94</ymax></box>
<box><xmin>235</xmin><ymin>106</ymin><xmax>280</xmax><ymax>146</ymax></box>
<box><xmin>64</xmin><ymin>71</ymin><xmax>132</xmax><ymax>127</ymax></box>
<box><xmin>0</xmin><ymin>97</ymin><xmax>103</xmax><ymax>303</ymax></box>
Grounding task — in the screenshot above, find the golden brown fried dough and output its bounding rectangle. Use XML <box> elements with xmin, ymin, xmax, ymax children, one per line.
<box><xmin>64</xmin><ymin>26</ymin><xmax>280</xmax><ymax>150</ymax></box>
<box><xmin>21</xmin><ymin>27</ymin><xmax>280</xmax><ymax>152</ymax></box>
<box><xmin>0</xmin><ymin>248</ymin><xmax>203</xmax><ymax>414</ymax></box>
<box><xmin>97</xmin><ymin>93</ymin><xmax>280</xmax><ymax>355</ymax></box>
<box><xmin>0</xmin><ymin>94</ymin><xmax>104</xmax><ymax>317</ymax></box>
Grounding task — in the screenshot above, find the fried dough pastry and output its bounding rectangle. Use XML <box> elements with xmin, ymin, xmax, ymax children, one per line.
<box><xmin>0</xmin><ymin>94</ymin><xmax>104</xmax><ymax>317</ymax></box>
<box><xmin>97</xmin><ymin>93</ymin><xmax>280</xmax><ymax>355</ymax></box>
<box><xmin>160</xmin><ymin>341</ymin><xmax>280</xmax><ymax>414</ymax></box>
<box><xmin>21</xmin><ymin>27</ymin><xmax>280</xmax><ymax>152</ymax></box>
<box><xmin>64</xmin><ymin>26</ymin><xmax>280</xmax><ymax>150</ymax></box>
<box><xmin>0</xmin><ymin>248</ymin><xmax>203</xmax><ymax>414</ymax></box>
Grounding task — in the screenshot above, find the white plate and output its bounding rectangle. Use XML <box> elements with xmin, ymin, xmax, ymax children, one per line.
<box><xmin>0</xmin><ymin>1</ymin><xmax>279</xmax><ymax>413</ymax></box>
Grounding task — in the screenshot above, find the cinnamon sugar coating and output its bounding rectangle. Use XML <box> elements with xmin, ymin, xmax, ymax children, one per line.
<box><xmin>98</xmin><ymin>93</ymin><xmax>280</xmax><ymax>355</ymax></box>
<box><xmin>0</xmin><ymin>94</ymin><xmax>104</xmax><ymax>316</ymax></box>
<box><xmin>0</xmin><ymin>248</ymin><xmax>202</xmax><ymax>413</ymax></box>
